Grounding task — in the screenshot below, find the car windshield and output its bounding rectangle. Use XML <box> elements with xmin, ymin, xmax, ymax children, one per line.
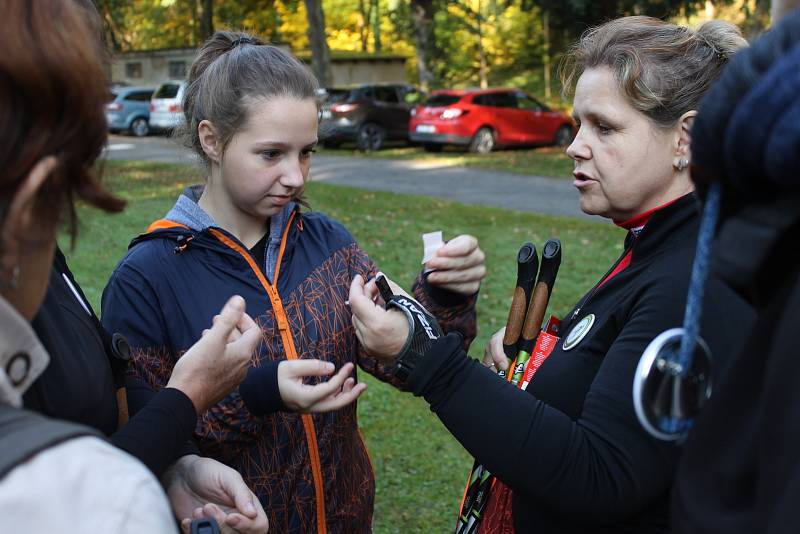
<box><xmin>424</xmin><ymin>94</ymin><xmax>461</xmax><ymax>106</ymax></box>
<box><xmin>154</xmin><ymin>84</ymin><xmax>180</xmax><ymax>99</ymax></box>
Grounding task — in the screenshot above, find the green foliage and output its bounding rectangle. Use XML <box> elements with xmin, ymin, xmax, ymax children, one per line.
<box><xmin>65</xmin><ymin>160</ymin><xmax>623</xmax><ymax>532</ymax></box>
<box><xmin>97</xmin><ymin>0</ymin><xmax>756</xmax><ymax>104</ymax></box>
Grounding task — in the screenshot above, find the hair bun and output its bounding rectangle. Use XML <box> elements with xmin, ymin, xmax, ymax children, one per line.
<box><xmin>188</xmin><ymin>31</ymin><xmax>264</xmax><ymax>85</ymax></box>
<box><xmin>695</xmin><ymin>20</ymin><xmax>747</xmax><ymax>60</ymax></box>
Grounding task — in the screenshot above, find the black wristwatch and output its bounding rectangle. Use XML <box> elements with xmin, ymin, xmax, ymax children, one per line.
<box><xmin>375</xmin><ymin>276</ymin><xmax>443</xmax><ymax>383</ymax></box>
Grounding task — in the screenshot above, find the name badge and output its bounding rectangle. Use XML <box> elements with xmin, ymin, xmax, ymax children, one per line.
<box><xmin>563</xmin><ymin>313</ymin><xmax>595</xmax><ymax>351</ymax></box>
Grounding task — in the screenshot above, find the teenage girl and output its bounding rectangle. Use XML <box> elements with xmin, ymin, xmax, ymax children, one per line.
<box><xmin>102</xmin><ymin>31</ymin><xmax>485</xmax><ymax>533</ymax></box>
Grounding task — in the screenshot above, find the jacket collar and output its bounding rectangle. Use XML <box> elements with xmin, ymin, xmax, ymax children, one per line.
<box><xmin>614</xmin><ymin>196</ymin><xmax>684</xmax><ymax>236</ymax></box>
<box><xmin>629</xmin><ymin>192</ymin><xmax>700</xmax><ymax>258</ymax></box>
<box><xmin>165</xmin><ymin>185</ymin><xmax>297</xmax><ymax>236</ymax></box>
<box><xmin>159</xmin><ymin>185</ymin><xmax>297</xmax><ymax>283</ymax></box>
<box><xmin>0</xmin><ymin>296</ymin><xmax>49</xmax><ymax>407</ymax></box>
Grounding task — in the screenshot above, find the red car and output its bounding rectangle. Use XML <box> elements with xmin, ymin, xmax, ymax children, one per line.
<box><xmin>409</xmin><ymin>88</ymin><xmax>574</xmax><ymax>153</ymax></box>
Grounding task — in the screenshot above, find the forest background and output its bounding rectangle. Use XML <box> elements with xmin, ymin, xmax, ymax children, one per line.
<box><xmin>95</xmin><ymin>0</ymin><xmax>771</xmax><ymax>107</ymax></box>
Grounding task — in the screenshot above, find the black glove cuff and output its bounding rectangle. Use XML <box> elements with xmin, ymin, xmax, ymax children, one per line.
<box><xmin>375</xmin><ymin>276</ymin><xmax>443</xmax><ymax>383</ymax></box>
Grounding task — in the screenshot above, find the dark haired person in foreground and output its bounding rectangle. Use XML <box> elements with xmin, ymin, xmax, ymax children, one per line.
<box><xmin>0</xmin><ymin>1</ymin><xmax>277</xmax><ymax>532</ymax></box>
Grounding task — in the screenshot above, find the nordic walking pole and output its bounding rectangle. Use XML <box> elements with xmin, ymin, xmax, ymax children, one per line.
<box><xmin>461</xmin><ymin>238</ymin><xmax>562</xmax><ymax>534</ymax></box>
<box><xmin>454</xmin><ymin>243</ymin><xmax>538</xmax><ymax>533</ymax></box>
<box><xmin>500</xmin><ymin>243</ymin><xmax>539</xmax><ymax>375</ymax></box>
<box><xmin>509</xmin><ymin>238</ymin><xmax>562</xmax><ymax>386</ymax></box>
<box><xmin>455</xmin><ymin>244</ymin><xmax>538</xmax><ymax>532</ymax></box>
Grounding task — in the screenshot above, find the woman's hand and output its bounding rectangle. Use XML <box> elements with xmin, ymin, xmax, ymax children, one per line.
<box><xmin>424</xmin><ymin>234</ymin><xmax>486</xmax><ymax>296</ymax></box>
<box><xmin>278</xmin><ymin>360</ymin><xmax>367</xmax><ymax>413</ymax></box>
<box><xmin>167</xmin><ymin>295</ymin><xmax>261</xmax><ymax>414</ymax></box>
<box><xmin>163</xmin><ymin>454</ymin><xmax>268</xmax><ymax>534</ymax></box>
<box><xmin>483</xmin><ymin>327</ymin><xmax>510</xmax><ymax>373</ymax></box>
<box><xmin>349</xmin><ymin>274</ymin><xmax>410</xmax><ymax>363</ymax></box>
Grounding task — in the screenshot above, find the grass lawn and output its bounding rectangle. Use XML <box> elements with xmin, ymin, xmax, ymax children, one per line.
<box><xmin>65</xmin><ymin>160</ymin><xmax>624</xmax><ymax>533</ymax></box>
<box><xmin>318</xmin><ymin>144</ymin><xmax>575</xmax><ymax>179</ymax></box>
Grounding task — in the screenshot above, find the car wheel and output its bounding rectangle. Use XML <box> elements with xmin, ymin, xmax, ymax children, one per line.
<box><xmin>469</xmin><ymin>127</ymin><xmax>495</xmax><ymax>154</ymax></box>
<box><xmin>554</xmin><ymin>125</ymin><xmax>574</xmax><ymax>147</ymax></box>
<box><xmin>130</xmin><ymin>118</ymin><xmax>149</xmax><ymax>137</ymax></box>
<box><xmin>356</xmin><ymin>123</ymin><xmax>386</xmax><ymax>151</ymax></box>
<box><xmin>423</xmin><ymin>143</ymin><xmax>443</xmax><ymax>153</ymax></box>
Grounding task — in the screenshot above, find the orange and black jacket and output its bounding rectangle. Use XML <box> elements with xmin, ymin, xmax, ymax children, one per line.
<box><xmin>101</xmin><ymin>192</ymin><xmax>477</xmax><ymax>533</ymax></box>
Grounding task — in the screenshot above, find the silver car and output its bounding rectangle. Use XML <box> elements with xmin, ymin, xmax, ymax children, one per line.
<box><xmin>149</xmin><ymin>81</ymin><xmax>187</xmax><ymax>133</ymax></box>
<box><xmin>106</xmin><ymin>86</ymin><xmax>154</xmax><ymax>137</ymax></box>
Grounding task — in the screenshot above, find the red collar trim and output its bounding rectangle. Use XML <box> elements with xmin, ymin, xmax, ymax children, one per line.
<box><xmin>614</xmin><ymin>197</ymin><xmax>683</xmax><ymax>230</ymax></box>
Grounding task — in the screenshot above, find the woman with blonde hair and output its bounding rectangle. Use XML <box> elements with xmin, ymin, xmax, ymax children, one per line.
<box><xmin>350</xmin><ymin>16</ymin><xmax>752</xmax><ymax>533</ymax></box>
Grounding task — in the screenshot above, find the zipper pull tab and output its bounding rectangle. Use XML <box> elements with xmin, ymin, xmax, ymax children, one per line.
<box><xmin>276</xmin><ymin>315</ymin><xmax>289</xmax><ymax>331</ymax></box>
<box><xmin>173</xmin><ymin>235</ymin><xmax>194</xmax><ymax>254</ymax></box>
<box><xmin>267</xmin><ymin>286</ymin><xmax>289</xmax><ymax>331</ymax></box>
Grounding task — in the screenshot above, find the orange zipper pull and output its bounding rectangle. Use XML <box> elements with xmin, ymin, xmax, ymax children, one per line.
<box><xmin>267</xmin><ymin>286</ymin><xmax>290</xmax><ymax>331</ymax></box>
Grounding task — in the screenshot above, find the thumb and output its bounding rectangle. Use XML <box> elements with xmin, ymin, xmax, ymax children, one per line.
<box><xmin>230</xmin><ymin>311</ymin><xmax>262</xmax><ymax>354</ymax></box>
<box><xmin>205</xmin><ymin>296</ymin><xmax>246</xmax><ymax>343</ymax></box>
<box><xmin>218</xmin><ymin>470</ymin><xmax>258</xmax><ymax>519</ymax></box>
<box><xmin>349</xmin><ymin>275</ymin><xmax>377</xmax><ymax>320</ymax></box>
<box><xmin>283</xmin><ymin>359</ymin><xmax>335</xmax><ymax>379</ymax></box>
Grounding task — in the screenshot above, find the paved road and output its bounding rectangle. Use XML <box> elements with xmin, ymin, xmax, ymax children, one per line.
<box><xmin>104</xmin><ymin>135</ymin><xmax>599</xmax><ymax>221</ymax></box>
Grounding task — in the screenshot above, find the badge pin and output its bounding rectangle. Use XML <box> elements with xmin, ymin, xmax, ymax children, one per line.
<box><xmin>562</xmin><ymin>313</ymin><xmax>595</xmax><ymax>351</ymax></box>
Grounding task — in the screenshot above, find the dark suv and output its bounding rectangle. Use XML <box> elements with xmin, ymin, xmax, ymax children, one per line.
<box><xmin>320</xmin><ymin>84</ymin><xmax>423</xmax><ymax>151</ymax></box>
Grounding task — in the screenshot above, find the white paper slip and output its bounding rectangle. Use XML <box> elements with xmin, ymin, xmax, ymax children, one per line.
<box><xmin>422</xmin><ymin>230</ymin><xmax>444</xmax><ymax>264</ymax></box>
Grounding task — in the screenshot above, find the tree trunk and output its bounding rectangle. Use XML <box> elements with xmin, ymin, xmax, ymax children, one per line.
<box><xmin>188</xmin><ymin>0</ymin><xmax>200</xmax><ymax>46</ymax></box>
<box><xmin>410</xmin><ymin>0</ymin><xmax>435</xmax><ymax>91</ymax></box>
<box><xmin>304</xmin><ymin>0</ymin><xmax>333</xmax><ymax>87</ymax></box>
<box><xmin>199</xmin><ymin>0</ymin><xmax>214</xmax><ymax>42</ymax></box>
<box><xmin>97</xmin><ymin>0</ymin><xmax>127</xmax><ymax>52</ymax></box>
<box><xmin>543</xmin><ymin>8</ymin><xmax>550</xmax><ymax>100</ymax></box>
<box><xmin>358</xmin><ymin>0</ymin><xmax>370</xmax><ymax>52</ymax></box>
<box><xmin>476</xmin><ymin>0</ymin><xmax>487</xmax><ymax>89</ymax></box>
<box><xmin>372</xmin><ymin>0</ymin><xmax>382</xmax><ymax>52</ymax></box>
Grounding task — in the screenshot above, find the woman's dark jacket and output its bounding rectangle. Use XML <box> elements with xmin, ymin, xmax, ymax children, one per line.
<box><xmin>24</xmin><ymin>248</ymin><xmax>197</xmax><ymax>477</ymax></box>
<box><xmin>406</xmin><ymin>194</ymin><xmax>753</xmax><ymax>533</ymax></box>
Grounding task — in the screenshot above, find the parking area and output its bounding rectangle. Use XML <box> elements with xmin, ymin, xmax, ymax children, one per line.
<box><xmin>103</xmin><ymin>134</ymin><xmax>596</xmax><ymax>221</ymax></box>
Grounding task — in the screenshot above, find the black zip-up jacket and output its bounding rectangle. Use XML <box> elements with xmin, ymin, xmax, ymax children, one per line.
<box><xmin>406</xmin><ymin>194</ymin><xmax>753</xmax><ymax>533</ymax></box>
<box><xmin>24</xmin><ymin>248</ymin><xmax>198</xmax><ymax>477</ymax></box>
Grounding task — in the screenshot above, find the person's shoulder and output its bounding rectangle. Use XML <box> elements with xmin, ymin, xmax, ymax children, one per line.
<box><xmin>299</xmin><ymin>211</ymin><xmax>357</xmax><ymax>246</ymax></box>
<box><xmin>114</xmin><ymin>231</ymin><xmax>183</xmax><ymax>279</ymax></box>
<box><xmin>640</xmin><ymin>228</ymin><xmax>697</xmax><ymax>289</ymax></box>
<box><xmin>0</xmin><ymin>436</ymin><xmax>175</xmax><ymax>534</ymax></box>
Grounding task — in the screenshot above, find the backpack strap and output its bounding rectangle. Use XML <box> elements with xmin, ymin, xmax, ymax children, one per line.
<box><xmin>0</xmin><ymin>404</ymin><xmax>103</xmax><ymax>480</ymax></box>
